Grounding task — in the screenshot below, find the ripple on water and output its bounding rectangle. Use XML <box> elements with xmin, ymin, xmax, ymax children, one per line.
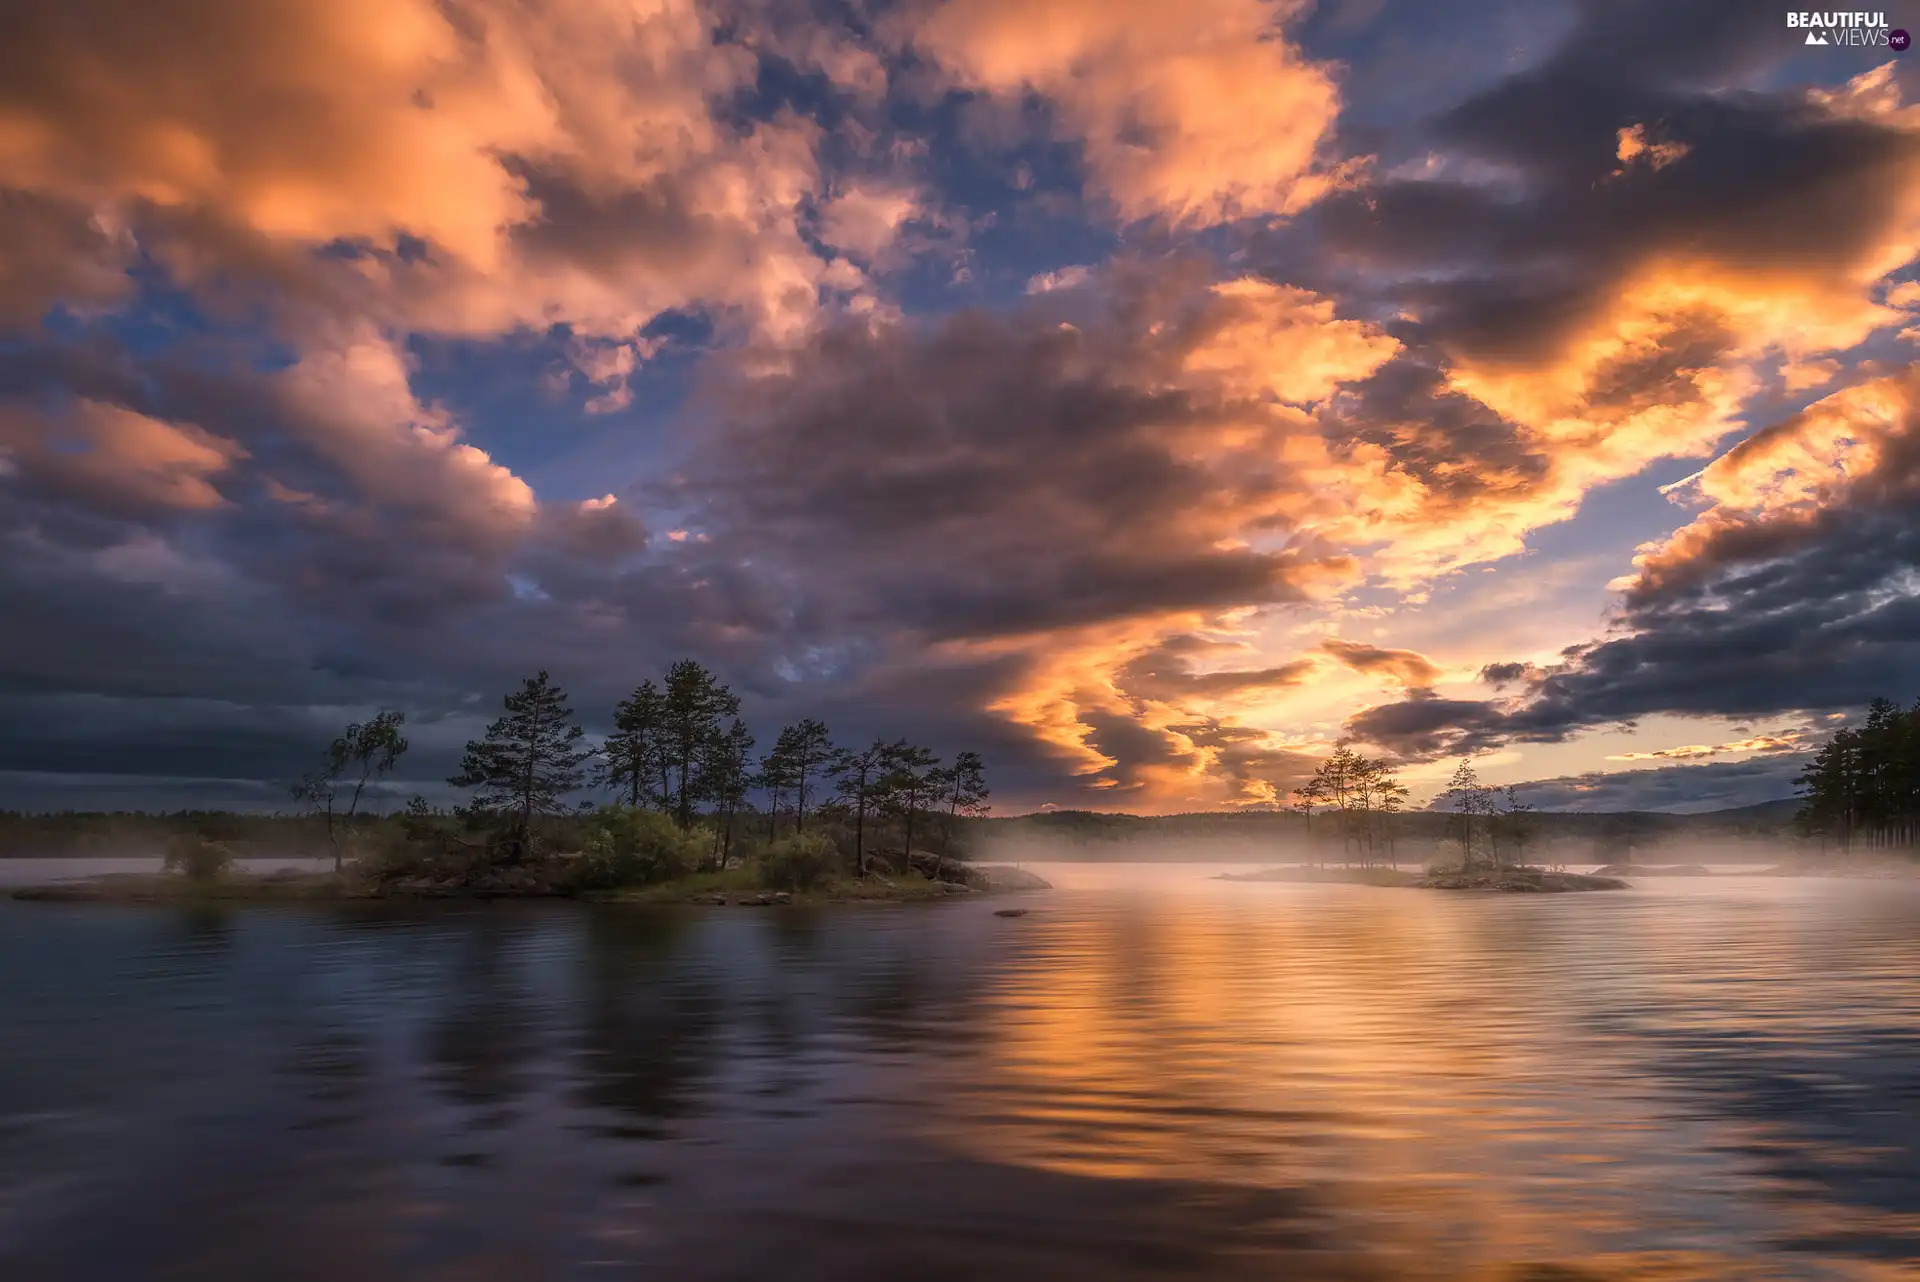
<box><xmin>0</xmin><ymin>873</ymin><xmax>1914</xmax><ymax>1279</ymax></box>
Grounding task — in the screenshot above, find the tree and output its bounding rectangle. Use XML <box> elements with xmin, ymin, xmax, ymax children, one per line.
<box><xmin>757</xmin><ymin>730</ymin><xmax>800</xmax><ymax>841</ymax></box>
<box><xmin>1374</xmin><ymin>766</ymin><xmax>1409</xmax><ymax>869</ymax></box>
<box><xmin>1496</xmin><ymin>785</ymin><xmax>1536</xmax><ymax>868</ymax></box>
<box><xmin>699</xmin><ymin>719</ymin><xmax>756</xmax><ymax>867</ymax></box>
<box><xmin>936</xmin><ymin>750</ymin><xmax>990</xmax><ymax>854</ymax></box>
<box><xmin>659</xmin><ymin>660</ymin><xmax>740</xmax><ymax>829</ymax></box>
<box><xmin>449</xmin><ymin>672</ymin><xmax>590</xmax><ymax>858</ymax></box>
<box><xmin>1290</xmin><ymin>776</ymin><xmax>1329</xmax><ymax>866</ymax></box>
<box><xmin>883</xmin><ymin>741</ymin><xmax>941</xmax><ymax>861</ymax></box>
<box><xmin>1796</xmin><ymin>696</ymin><xmax>1920</xmax><ymax>852</ymax></box>
<box><xmin>291</xmin><ymin>709</ymin><xmax>409</xmax><ymax>873</ymax></box>
<box><xmin>1444</xmin><ymin>758</ymin><xmax>1490</xmax><ymax>870</ymax></box>
<box><xmin>783</xmin><ymin>718</ymin><xmax>836</xmax><ymax>833</ymax></box>
<box><xmin>1294</xmin><ymin>742</ymin><xmax>1404</xmax><ymax>867</ymax></box>
<box><xmin>599</xmin><ymin>680</ymin><xmax>664</xmax><ymax>810</ymax></box>
<box><xmin>834</xmin><ymin>739</ymin><xmax>893</xmax><ymax>877</ymax></box>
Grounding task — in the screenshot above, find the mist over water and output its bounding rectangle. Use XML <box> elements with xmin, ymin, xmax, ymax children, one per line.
<box><xmin>1</xmin><ymin>865</ymin><xmax>1916</xmax><ymax>1280</ymax></box>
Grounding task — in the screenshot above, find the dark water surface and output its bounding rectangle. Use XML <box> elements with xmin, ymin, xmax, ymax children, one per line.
<box><xmin>1</xmin><ymin>868</ymin><xmax>1916</xmax><ymax>1281</ymax></box>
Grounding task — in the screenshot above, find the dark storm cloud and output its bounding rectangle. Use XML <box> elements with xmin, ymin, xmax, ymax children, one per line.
<box><xmin>1512</xmin><ymin>757</ymin><xmax>1809</xmax><ymax>814</ymax></box>
<box><xmin>672</xmin><ymin>281</ymin><xmax>1350</xmax><ymax>645</ymax></box>
<box><xmin>1350</xmin><ymin>370</ymin><xmax>1920</xmax><ymax>759</ymax></box>
<box><xmin>1260</xmin><ymin>0</ymin><xmax>1920</xmax><ymax>532</ymax></box>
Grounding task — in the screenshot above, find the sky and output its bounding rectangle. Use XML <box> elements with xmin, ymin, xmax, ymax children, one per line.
<box><xmin>3</xmin><ymin>0</ymin><xmax>1920</xmax><ymax>815</ymax></box>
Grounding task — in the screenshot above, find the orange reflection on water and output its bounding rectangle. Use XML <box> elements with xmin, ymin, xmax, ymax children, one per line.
<box><xmin>907</xmin><ymin>868</ymin><xmax>1920</xmax><ymax>1279</ymax></box>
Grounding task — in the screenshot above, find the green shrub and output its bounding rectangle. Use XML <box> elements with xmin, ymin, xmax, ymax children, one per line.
<box><xmin>758</xmin><ymin>832</ymin><xmax>838</xmax><ymax>890</ymax></box>
<box><xmin>161</xmin><ymin>834</ymin><xmax>235</xmax><ymax>881</ymax></box>
<box><xmin>573</xmin><ymin>808</ymin><xmax>701</xmax><ymax>889</ymax></box>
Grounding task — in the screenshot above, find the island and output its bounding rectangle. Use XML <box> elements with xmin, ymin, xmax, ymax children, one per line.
<box><xmin>1216</xmin><ymin>864</ymin><xmax>1630</xmax><ymax>892</ymax></box>
<box><xmin>12</xmin><ymin>847</ymin><xmax>1051</xmax><ymax>906</ymax></box>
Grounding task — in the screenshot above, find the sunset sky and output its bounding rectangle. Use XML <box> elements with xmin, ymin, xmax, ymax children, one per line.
<box><xmin>3</xmin><ymin>0</ymin><xmax>1919</xmax><ymax>814</ymax></box>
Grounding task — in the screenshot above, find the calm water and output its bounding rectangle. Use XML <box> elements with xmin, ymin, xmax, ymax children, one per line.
<box><xmin>0</xmin><ymin>866</ymin><xmax>1916</xmax><ymax>1281</ymax></box>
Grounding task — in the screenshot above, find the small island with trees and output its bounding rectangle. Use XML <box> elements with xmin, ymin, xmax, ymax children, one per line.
<box><xmin>1215</xmin><ymin>746</ymin><xmax>1629</xmax><ymax>892</ymax></box>
<box><xmin>15</xmin><ymin>662</ymin><xmax>1047</xmax><ymax>906</ymax></box>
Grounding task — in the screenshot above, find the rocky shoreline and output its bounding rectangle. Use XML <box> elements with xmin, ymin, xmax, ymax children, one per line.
<box><xmin>1415</xmin><ymin>868</ymin><xmax>1630</xmax><ymax>892</ymax></box>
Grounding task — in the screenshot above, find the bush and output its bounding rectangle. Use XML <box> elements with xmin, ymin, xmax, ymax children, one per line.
<box><xmin>758</xmin><ymin>832</ymin><xmax>838</xmax><ymax>891</ymax></box>
<box><xmin>161</xmin><ymin>834</ymin><xmax>236</xmax><ymax>881</ymax></box>
<box><xmin>573</xmin><ymin>808</ymin><xmax>702</xmax><ymax>889</ymax></box>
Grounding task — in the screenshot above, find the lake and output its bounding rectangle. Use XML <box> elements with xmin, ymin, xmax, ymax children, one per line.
<box><xmin>0</xmin><ymin>864</ymin><xmax>1915</xmax><ymax>1280</ymax></box>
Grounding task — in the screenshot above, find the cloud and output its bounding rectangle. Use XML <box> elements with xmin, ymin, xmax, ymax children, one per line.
<box><xmin>1606</xmin><ymin>732</ymin><xmax>1807</xmax><ymax>761</ymax></box>
<box><xmin>1319</xmin><ymin>638</ymin><xmax>1439</xmax><ymax>689</ymax></box>
<box><xmin>816</xmin><ymin>183</ymin><xmax>921</xmax><ymax>263</ymax></box>
<box><xmin>0</xmin><ymin>0</ymin><xmax>847</xmax><ymax>347</ymax></box>
<box><xmin>666</xmin><ymin>262</ymin><xmax>1402</xmax><ymax>799</ymax></box>
<box><xmin>1346</xmin><ymin>367</ymin><xmax>1920</xmax><ymax>758</ymax></box>
<box><xmin>1510</xmin><ymin>757</ymin><xmax>1809</xmax><ymax>814</ymax></box>
<box><xmin>0</xmin><ymin>398</ymin><xmax>245</xmax><ymax>515</ymax></box>
<box><xmin>911</xmin><ymin>0</ymin><xmax>1347</xmax><ymax>225</ymax></box>
<box><xmin>1277</xmin><ymin>28</ymin><xmax>1920</xmax><ymax>578</ymax></box>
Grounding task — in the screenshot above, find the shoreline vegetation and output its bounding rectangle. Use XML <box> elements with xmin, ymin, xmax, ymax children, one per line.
<box><xmin>15</xmin><ymin>662</ymin><xmax>1038</xmax><ymax>907</ymax></box>
<box><xmin>13</xmin><ymin>850</ymin><xmax>1052</xmax><ymax>905</ymax></box>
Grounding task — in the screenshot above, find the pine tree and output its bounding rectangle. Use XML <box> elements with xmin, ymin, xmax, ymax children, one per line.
<box><xmin>758</xmin><ymin>728</ymin><xmax>801</xmax><ymax>840</ymax></box>
<box><xmin>883</xmin><ymin>741</ymin><xmax>941</xmax><ymax>861</ymax></box>
<box><xmin>1444</xmin><ymin>758</ymin><xmax>1489</xmax><ymax>870</ymax></box>
<box><xmin>449</xmin><ymin>671</ymin><xmax>590</xmax><ymax>857</ymax></box>
<box><xmin>659</xmin><ymin>660</ymin><xmax>740</xmax><ymax>829</ymax></box>
<box><xmin>699</xmin><ymin>719</ymin><xmax>755</xmax><ymax>867</ymax></box>
<box><xmin>783</xmin><ymin>718</ymin><xmax>836</xmax><ymax>833</ymax></box>
<box><xmin>834</xmin><ymin>739</ymin><xmax>893</xmax><ymax>877</ymax></box>
<box><xmin>599</xmin><ymin>679</ymin><xmax>665</xmax><ymax>809</ymax></box>
<box><xmin>936</xmin><ymin>750</ymin><xmax>990</xmax><ymax>854</ymax></box>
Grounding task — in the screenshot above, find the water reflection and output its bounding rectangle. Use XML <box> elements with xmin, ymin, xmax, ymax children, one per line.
<box><xmin>0</xmin><ymin>874</ymin><xmax>1913</xmax><ymax>1279</ymax></box>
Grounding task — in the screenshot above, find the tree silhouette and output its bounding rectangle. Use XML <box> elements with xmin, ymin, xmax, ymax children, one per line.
<box><xmin>936</xmin><ymin>750</ymin><xmax>990</xmax><ymax>854</ymax></box>
<box><xmin>450</xmin><ymin>672</ymin><xmax>590</xmax><ymax>857</ymax></box>
<box><xmin>698</xmin><ymin>719</ymin><xmax>755</xmax><ymax>867</ymax></box>
<box><xmin>659</xmin><ymin>660</ymin><xmax>740</xmax><ymax>830</ymax></box>
<box><xmin>599</xmin><ymin>679</ymin><xmax>665</xmax><ymax>810</ymax></box>
<box><xmin>292</xmin><ymin>709</ymin><xmax>409</xmax><ymax>873</ymax></box>
<box><xmin>1444</xmin><ymin>758</ymin><xmax>1490</xmax><ymax>870</ymax></box>
<box><xmin>882</xmin><ymin>741</ymin><xmax>941</xmax><ymax>861</ymax></box>
<box><xmin>834</xmin><ymin>739</ymin><xmax>893</xmax><ymax>877</ymax></box>
<box><xmin>1797</xmin><ymin>696</ymin><xmax>1920</xmax><ymax>851</ymax></box>
<box><xmin>783</xmin><ymin>718</ymin><xmax>836</xmax><ymax>833</ymax></box>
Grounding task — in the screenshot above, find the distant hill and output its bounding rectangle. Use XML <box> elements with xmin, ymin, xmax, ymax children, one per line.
<box><xmin>972</xmin><ymin>799</ymin><xmax>1808</xmax><ymax>862</ymax></box>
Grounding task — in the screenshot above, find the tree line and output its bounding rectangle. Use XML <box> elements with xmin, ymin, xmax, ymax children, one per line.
<box><xmin>293</xmin><ymin>663</ymin><xmax>991</xmax><ymax>875</ymax></box>
<box><xmin>1796</xmin><ymin>696</ymin><xmax>1920</xmax><ymax>851</ymax></box>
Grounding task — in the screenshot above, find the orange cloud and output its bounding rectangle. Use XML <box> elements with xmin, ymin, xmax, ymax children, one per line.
<box><xmin>1607</xmin><ymin>732</ymin><xmax>1806</xmax><ymax>761</ymax></box>
<box><xmin>1624</xmin><ymin>370</ymin><xmax>1915</xmax><ymax>595</ymax></box>
<box><xmin>0</xmin><ymin>398</ymin><xmax>244</xmax><ymax>512</ymax></box>
<box><xmin>912</xmin><ymin>0</ymin><xmax>1344</xmax><ymax>225</ymax></box>
<box><xmin>1319</xmin><ymin>638</ymin><xmax>1440</xmax><ymax>689</ymax></box>
<box><xmin>0</xmin><ymin>0</ymin><xmax>839</xmax><ymax>347</ymax></box>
